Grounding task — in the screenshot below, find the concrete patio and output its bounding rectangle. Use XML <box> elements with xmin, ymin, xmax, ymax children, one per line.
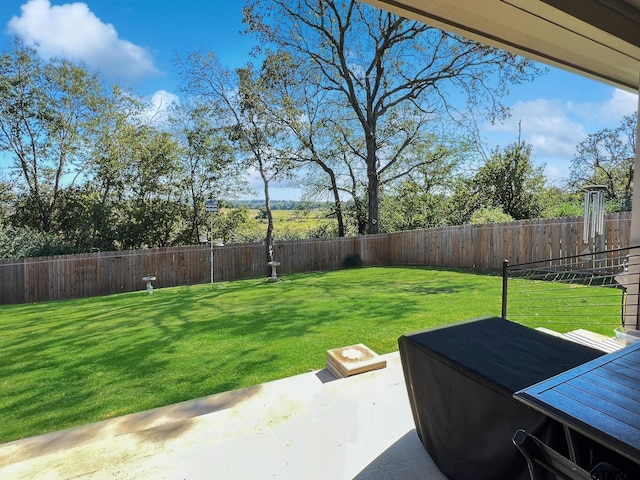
<box><xmin>0</xmin><ymin>351</ymin><xmax>447</xmax><ymax>480</ymax></box>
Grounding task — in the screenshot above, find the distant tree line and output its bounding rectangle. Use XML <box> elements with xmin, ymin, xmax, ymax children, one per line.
<box><xmin>0</xmin><ymin>1</ymin><xmax>635</xmax><ymax>259</ymax></box>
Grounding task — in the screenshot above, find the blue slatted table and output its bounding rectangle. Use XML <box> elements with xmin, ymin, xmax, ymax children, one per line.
<box><xmin>514</xmin><ymin>341</ymin><xmax>640</xmax><ymax>465</ymax></box>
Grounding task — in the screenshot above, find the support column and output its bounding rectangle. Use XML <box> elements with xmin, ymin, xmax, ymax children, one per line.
<box><xmin>625</xmin><ymin>80</ymin><xmax>640</xmax><ymax>331</ymax></box>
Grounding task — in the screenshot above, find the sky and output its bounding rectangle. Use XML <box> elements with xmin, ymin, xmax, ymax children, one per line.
<box><xmin>0</xmin><ymin>0</ymin><xmax>638</xmax><ymax>200</ymax></box>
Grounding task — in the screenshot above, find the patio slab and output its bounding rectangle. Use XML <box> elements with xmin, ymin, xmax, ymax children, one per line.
<box><xmin>0</xmin><ymin>352</ymin><xmax>447</xmax><ymax>480</ymax></box>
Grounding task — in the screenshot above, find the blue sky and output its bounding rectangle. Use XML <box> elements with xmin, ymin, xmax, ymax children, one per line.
<box><xmin>0</xmin><ymin>0</ymin><xmax>638</xmax><ymax>200</ymax></box>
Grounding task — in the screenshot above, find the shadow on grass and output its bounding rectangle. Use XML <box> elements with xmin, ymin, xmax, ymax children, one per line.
<box><xmin>0</xmin><ymin>266</ymin><xmax>502</xmax><ymax>444</ymax></box>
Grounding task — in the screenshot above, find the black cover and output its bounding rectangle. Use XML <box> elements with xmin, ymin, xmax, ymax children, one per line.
<box><xmin>398</xmin><ymin>316</ymin><xmax>604</xmax><ymax>480</ymax></box>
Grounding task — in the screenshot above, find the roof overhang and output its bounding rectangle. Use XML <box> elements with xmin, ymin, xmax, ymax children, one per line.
<box><xmin>358</xmin><ymin>0</ymin><xmax>640</xmax><ymax>92</ymax></box>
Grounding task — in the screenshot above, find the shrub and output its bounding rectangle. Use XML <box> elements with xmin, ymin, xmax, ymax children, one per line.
<box><xmin>0</xmin><ymin>223</ymin><xmax>76</xmax><ymax>259</ymax></box>
<box><xmin>470</xmin><ymin>207</ymin><xmax>513</xmax><ymax>225</ymax></box>
<box><xmin>343</xmin><ymin>254</ymin><xmax>363</xmax><ymax>268</ymax></box>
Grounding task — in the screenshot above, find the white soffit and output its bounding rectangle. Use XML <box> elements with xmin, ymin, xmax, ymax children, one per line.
<box><xmin>360</xmin><ymin>0</ymin><xmax>640</xmax><ymax>92</ymax></box>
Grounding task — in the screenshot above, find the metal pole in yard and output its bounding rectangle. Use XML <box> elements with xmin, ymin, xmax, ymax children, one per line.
<box><xmin>501</xmin><ymin>259</ymin><xmax>509</xmax><ymax>319</ymax></box>
<box><xmin>205</xmin><ymin>199</ymin><xmax>219</xmax><ymax>284</ymax></box>
<box><xmin>210</xmin><ymin>211</ymin><xmax>213</xmax><ymax>284</ymax></box>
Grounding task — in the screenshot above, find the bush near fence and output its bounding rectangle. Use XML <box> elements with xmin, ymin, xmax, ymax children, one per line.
<box><xmin>0</xmin><ymin>213</ymin><xmax>631</xmax><ymax>305</ymax></box>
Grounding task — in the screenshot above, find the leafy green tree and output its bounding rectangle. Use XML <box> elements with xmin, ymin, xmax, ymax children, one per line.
<box><xmin>0</xmin><ymin>39</ymin><xmax>106</xmax><ymax>233</ymax></box>
<box><xmin>51</xmin><ymin>184</ymin><xmax>102</xmax><ymax>249</ymax></box>
<box><xmin>569</xmin><ymin>114</ymin><xmax>637</xmax><ymax>212</ymax></box>
<box><xmin>540</xmin><ymin>185</ymin><xmax>583</xmax><ymax>218</ymax></box>
<box><xmin>0</xmin><ymin>178</ymin><xmax>16</xmax><ymax>223</ymax></box>
<box><xmin>79</xmin><ymin>86</ymin><xmax>147</xmax><ymax>251</ymax></box>
<box><xmin>83</xmin><ymin>89</ymin><xmax>211</xmax><ymax>251</ymax></box>
<box><xmin>211</xmin><ymin>206</ymin><xmax>250</xmax><ymax>244</ymax></box>
<box><xmin>379</xmin><ymin>143</ymin><xmax>463</xmax><ymax>231</ymax></box>
<box><xmin>471</xmin><ymin>140</ymin><xmax>546</xmax><ymax>220</ymax></box>
<box><xmin>380</xmin><ymin>188</ymin><xmax>449</xmax><ymax>232</ymax></box>
<box><xmin>169</xmin><ymin>102</ymin><xmax>242</xmax><ymax>245</ymax></box>
<box><xmin>444</xmin><ymin>175</ymin><xmax>483</xmax><ymax>225</ymax></box>
<box><xmin>115</xmin><ymin>126</ymin><xmax>183</xmax><ymax>248</ymax></box>
<box><xmin>244</xmin><ymin>0</ymin><xmax>543</xmax><ymax>234</ymax></box>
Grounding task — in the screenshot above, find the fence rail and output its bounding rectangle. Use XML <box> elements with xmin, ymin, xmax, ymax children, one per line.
<box><xmin>0</xmin><ymin>212</ymin><xmax>631</xmax><ymax>305</ymax></box>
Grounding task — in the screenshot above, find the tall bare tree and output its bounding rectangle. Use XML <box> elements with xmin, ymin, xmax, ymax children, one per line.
<box><xmin>258</xmin><ymin>52</ymin><xmax>349</xmax><ymax>235</ymax></box>
<box><xmin>175</xmin><ymin>50</ymin><xmax>292</xmax><ymax>253</ymax></box>
<box><xmin>244</xmin><ymin>0</ymin><xmax>543</xmax><ymax>234</ymax></box>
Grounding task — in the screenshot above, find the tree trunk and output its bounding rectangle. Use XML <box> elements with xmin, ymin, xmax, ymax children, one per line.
<box><xmin>332</xmin><ymin>194</ymin><xmax>345</xmax><ymax>238</ymax></box>
<box><xmin>90</xmin><ymin>179</ymin><xmax>112</xmax><ymax>250</ymax></box>
<box><xmin>366</xmin><ymin>138</ymin><xmax>380</xmax><ymax>234</ymax></box>
<box><xmin>367</xmin><ymin>175</ymin><xmax>379</xmax><ymax>234</ymax></box>
<box><xmin>325</xmin><ymin>168</ymin><xmax>345</xmax><ymax>237</ymax></box>
<box><xmin>263</xmin><ymin>172</ymin><xmax>274</xmax><ymax>261</ymax></box>
<box><xmin>354</xmin><ymin>196</ymin><xmax>367</xmax><ymax>236</ymax></box>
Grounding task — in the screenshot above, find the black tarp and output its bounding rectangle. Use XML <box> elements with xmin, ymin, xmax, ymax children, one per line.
<box><xmin>398</xmin><ymin>316</ymin><xmax>605</xmax><ymax>480</ymax></box>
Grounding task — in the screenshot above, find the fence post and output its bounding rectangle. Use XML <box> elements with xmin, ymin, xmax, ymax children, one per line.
<box><xmin>502</xmin><ymin>259</ymin><xmax>509</xmax><ymax>319</ymax></box>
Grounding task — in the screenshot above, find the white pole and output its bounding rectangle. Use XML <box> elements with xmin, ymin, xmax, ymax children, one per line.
<box><xmin>583</xmin><ymin>191</ymin><xmax>590</xmax><ymax>242</ymax></box>
<box><xmin>210</xmin><ymin>211</ymin><xmax>214</xmax><ymax>284</ymax></box>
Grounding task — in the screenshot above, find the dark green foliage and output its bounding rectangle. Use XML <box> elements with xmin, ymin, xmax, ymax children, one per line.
<box><xmin>449</xmin><ymin>140</ymin><xmax>547</xmax><ymax>223</ymax></box>
<box><xmin>343</xmin><ymin>253</ymin><xmax>363</xmax><ymax>268</ymax></box>
<box><xmin>0</xmin><ymin>222</ymin><xmax>76</xmax><ymax>259</ymax></box>
<box><xmin>255</xmin><ymin>208</ymin><xmax>268</xmax><ymax>219</ymax></box>
<box><xmin>474</xmin><ymin>141</ymin><xmax>546</xmax><ymax>220</ymax></box>
<box><xmin>0</xmin><ymin>39</ymin><xmax>106</xmax><ymax>234</ymax></box>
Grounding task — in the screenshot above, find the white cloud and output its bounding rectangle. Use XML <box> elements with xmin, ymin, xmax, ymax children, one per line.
<box><xmin>568</xmin><ymin>88</ymin><xmax>638</xmax><ymax>122</ymax></box>
<box><xmin>483</xmin><ymin>88</ymin><xmax>638</xmax><ymax>181</ymax></box>
<box><xmin>143</xmin><ymin>90</ymin><xmax>179</xmax><ymax>125</ymax></box>
<box><xmin>6</xmin><ymin>0</ymin><xmax>160</xmax><ymax>82</ymax></box>
<box><xmin>487</xmin><ymin>99</ymin><xmax>586</xmax><ymax>158</ymax></box>
<box><xmin>601</xmin><ymin>89</ymin><xmax>638</xmax><ymax>119</ymax></box>
<box><xmin>543</xmin><ymin>165</ymin><xmax>566</xmax><ymax>183</ymax></box>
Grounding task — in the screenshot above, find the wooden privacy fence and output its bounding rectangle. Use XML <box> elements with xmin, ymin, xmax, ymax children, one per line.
<box><xmin>0</xmin><ymin>212</ymin><xmax>631</xmax><ymax>304</ymax></box>
<box><xmin>389</xmin><ymin>212</ymin><xmax>630</xmax><ymax>269</ymax></box>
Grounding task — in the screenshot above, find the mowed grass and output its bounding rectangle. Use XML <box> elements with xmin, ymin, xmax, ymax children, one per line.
<box><xmin>0</xmin><ymin>266</ymin><xmax>622</xmax><ymax>443</ymax></box>
<box><xmin>506</xmin><ymin>278</ymin><xmax>626</xmax><ymax>332</ymax></box>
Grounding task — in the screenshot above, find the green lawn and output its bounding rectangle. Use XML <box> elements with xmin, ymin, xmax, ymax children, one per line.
<box><xmin>0</xmin><ymin>266</ymin><xmax>622</xmax><ymax>444</ymax></box>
